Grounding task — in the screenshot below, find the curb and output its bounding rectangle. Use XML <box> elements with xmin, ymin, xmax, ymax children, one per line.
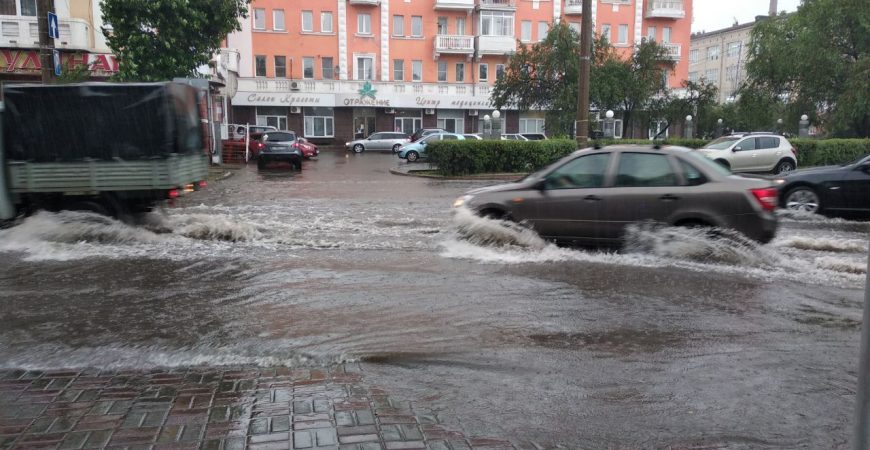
<box><xmin>389</xmin><ymin>167</ymin><xmax>526</xmax><ymax>181</ymax></box>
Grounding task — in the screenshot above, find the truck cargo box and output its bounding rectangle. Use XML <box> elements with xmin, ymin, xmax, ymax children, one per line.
<box><xmin>2</xmin><ymin>82</ymin><xmax>203</xmax><ymax>162</ymax></box>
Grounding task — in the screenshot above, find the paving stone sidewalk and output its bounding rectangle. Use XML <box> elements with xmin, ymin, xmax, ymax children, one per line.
<box><xmin>0</xmin><ymin>364</ymin><xmax>517</xmax><ymax>450</ymax></box>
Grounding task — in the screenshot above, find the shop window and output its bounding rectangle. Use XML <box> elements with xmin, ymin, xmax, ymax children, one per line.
<box><xmin>304</xmin><ymin>107</ymin><xmax>335</xmax><ymax>138</ymax></box>
<box><xmin>256</xmin><ymin>107</ymin><xmax>287</xmax><ymax>130</ymax></box>
<box><xmin>519</xmin><ymin>118</ymin><xmax>545</xmax><ymax>134</ymax></box>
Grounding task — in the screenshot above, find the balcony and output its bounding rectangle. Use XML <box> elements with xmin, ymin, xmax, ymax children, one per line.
<box><xmin>477</xmin><ymin>0</ymin><xmax>516</xmax><ymax>10</ymax></box>
<box><xmin>348</xmin><ymin>0</ymin><xmax>380</xmax><ymax>5</ymax></box>
<box><xmin>564</xmin><ymin>0</ymin><xmax>583</xmax><ymax>14</ymax></box>
<box><xmin>434</xmin><ymin>0</ymin><xmax>475</xmax><ymax>9</ymax></box>
<box><xmin>434</xmin><ymin>35</ymin><xmax>475</xmax><ymax>55</ymax></box>
<box><xmin>662</xmin><ymin>43</ymin><xmax>681</xmax><ymax>60</ymax></box>
<box><xmin>645</xmin><ymin>0</ymin><xmax>685</xmax><ymax>19</ymax></box>
<box><xmin>0</xmin><ymin>15</ymin><xmax>90</xmax><ymax>50</ymax></box>
<box><xmin>476</xmin><ymin>35</ymin><xmax>517</xmax><ymax>55</ymax></box>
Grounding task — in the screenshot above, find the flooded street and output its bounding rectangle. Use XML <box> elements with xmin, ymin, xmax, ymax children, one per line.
<box><xmin>1</xmin><ymin>150</ymin><xmax>868</xmax><ymax>448</ymax></box>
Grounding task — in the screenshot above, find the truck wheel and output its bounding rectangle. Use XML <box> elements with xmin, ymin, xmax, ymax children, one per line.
<box><xmin>69</xmin><ymin>200</ymin><xmax>110</xmax><ymax>217</ymax></box>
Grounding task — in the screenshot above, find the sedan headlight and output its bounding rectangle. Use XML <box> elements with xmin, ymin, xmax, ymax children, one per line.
<box><xmin>453</xmin><ymin>195</ymin><xmax>474</xmax><ymax>208</ymax></box>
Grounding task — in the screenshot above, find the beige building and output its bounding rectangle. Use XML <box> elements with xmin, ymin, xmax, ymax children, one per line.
<box><xmin>688</xmin><ymin>21</ymin><xmax>753</xmax><ymax>103</ymax></box>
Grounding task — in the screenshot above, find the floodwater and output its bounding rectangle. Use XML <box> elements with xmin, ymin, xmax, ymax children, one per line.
<box><xmin>0</xmin><ymin>151</ymin><xmax>867</xmax><ymax>448</ymax></box>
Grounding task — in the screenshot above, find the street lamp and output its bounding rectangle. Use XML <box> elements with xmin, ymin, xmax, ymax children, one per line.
<box><xmin>491</xmin><ymin>110</ymin><xmax>502</xmax><ymax>140</ymax></box>
<box><xmin>604</xmin><ymin>110</ymin><xmax>615</xmax><ymax>138</ymax></box>
<box><xmin>777</xmin><ymin>118</ymin><xmax>784</xmax><ymax>136</ymax></box>
<box><xmin>799</xmin><ymin>114</ymin><xmax>810</xmax><ymax>137</ymax></box>
<box><xmin>483</xmin><ymin>114</ymin><xmax>491</xmax><ymax>139</ymax></box>
<box><xmin>685</xmin><ymin>115</ymin><xmax>693</xmax><ymax>139</ymax></box>
<box><xmin>716</xmin><ymin>118</ymin><xmax>724</xmax><ymax>137</ymax></box>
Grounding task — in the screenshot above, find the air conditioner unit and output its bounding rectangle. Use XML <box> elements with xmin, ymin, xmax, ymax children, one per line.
<box><xmin>289</xmin><ymin>81</ymin><xmax>301</xmax><ymax>91</ymax></box>
<box><xmin>290</xmin><ymin>106</ymin><xmax>302</xmax><ymax>114</ymax></box>
<box><xmin>384</xmin><ymin>108</ymin><xmax>396</xmax><ymax>114</ymax></box>
<box><xmin>425</xmin><ymin>108</ymin><xmax>435</xmax><ymax>115</ymax></box>
<box><xmin>468</xmin><ymin>110</ymin><xmax>478</xmax><ymax>116</ymax></box>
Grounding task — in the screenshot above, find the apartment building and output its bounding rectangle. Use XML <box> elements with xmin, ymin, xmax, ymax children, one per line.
<box><xmin>688</xmin><ymin>21</ymin><xmax>753</xmax><ymax>104</ymax></box>
<box><xmin>0</xmin><ymin>0</ymin><xmax>116</xmax><ymax>81</ymax></box>
<box><xmin>227</xmin><ymin>0</ymin><xmax>693</xmax><ymax>144</ymax></box>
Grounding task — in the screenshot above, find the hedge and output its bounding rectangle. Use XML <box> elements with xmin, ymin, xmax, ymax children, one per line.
<box><xmin>426</xmin><ymin>139</ymin><xmax>577</xmax><ymax>176</ymax></box>
<box><xmin>426</xmin><ymin>138</ymin><xmax>870</xmax><ymax>176</ymax></box>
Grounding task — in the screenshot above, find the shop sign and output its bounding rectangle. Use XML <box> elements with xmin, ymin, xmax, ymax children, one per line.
<box><xmin>234</xmin><ymin>92</ymin><xmax>334</xmax><ymax>107</ymax></box>
<box><xmin>0</xmin><ymin>50</ymin><xmax>118</xmax><ymax>75</ymax></box>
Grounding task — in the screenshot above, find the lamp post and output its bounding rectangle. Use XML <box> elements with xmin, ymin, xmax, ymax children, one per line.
<box><xmin>716</xmin><ymin>118</ymin><xmax>724</xmax><ymax>138</ymax></box>
<box><xmin>799</xmin><ymin>114</ymin><xmax>810</xmax><ymax>137</ymax></box>
<box><xmin>491</xmin><ymin>110</ymin><xmax>502</xmax><ymax>140</ymax></box>
<box><xmin>685</xmin><ymin>115</ymin><xmax>693</xmax><ymax>139</ymax></box>
<box><xmin>777</xmin><ymin>118</ymin><xmax>784</xmax><ymax>135</ymax></box>
<box><xmin>483</xmin><ymin>114</ymin><xmax>491</xmax><ymax>140</ymax></box>
<box><xmin>604</xmin><ymin>110</ymin><xmax>615</xmax><ymax>139</ymax></box>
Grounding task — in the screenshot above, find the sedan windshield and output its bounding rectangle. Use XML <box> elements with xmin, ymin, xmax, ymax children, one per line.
<box><xmin>704</xmin><ymin>137</ymin><xmax>740</xmax><ymax>150</ymax></box>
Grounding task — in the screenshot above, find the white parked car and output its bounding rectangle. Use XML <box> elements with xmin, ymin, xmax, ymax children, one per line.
<box><xmin>698</xmin><ymin>133</ymin><xmax>798</xmax><ymax>174</ymax></box>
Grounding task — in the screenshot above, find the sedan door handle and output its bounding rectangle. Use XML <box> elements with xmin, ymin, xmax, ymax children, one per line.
<box><xmin>584</xmin><ymin>195</ymin><xmax>601</xmax><ymax>202</ymax></box>
<box><xmin>659</xmin><ymin>194</ymin><xmax>680</xmax><ymax>201</ymax></box>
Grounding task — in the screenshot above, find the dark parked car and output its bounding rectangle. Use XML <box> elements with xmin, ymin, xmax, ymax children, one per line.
<box><xmin>453</xmin><ymin>145</ymin><xmax>779</xmax><ymax>245</ymax></box>
<box><xmin>296</xmin><ymin>137</ymin><xmax>319</xmax><ymax>158</ymax></box>
<box><xmin>257</xmin><ymin>131</ymin><xmax>303</xmax><ymax>170</ymax></box>
<box><xmin>778</xmin><ymin>153</ymin><xmax>870</xmax><ymax>218</ymax></box>
<box><xmin>410</xmin><ymin>128</ymin><xmax>444</xmax><ymax>142</ymax></box>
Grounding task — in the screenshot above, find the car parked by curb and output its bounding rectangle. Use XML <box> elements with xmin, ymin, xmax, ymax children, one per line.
<box><xmin>346</xmin><ymin>132</ymin><xmax>410</xmax><ymax>153</ymax></box>
<box><xmin>257</xmin><ymin>131</ymin><xmax>303</xmax><ymax>170</ymax></box>
<box><xmin>398</xmin><ymin>133</ymin><xmax>465</xmax><ymax>162</ymax></box>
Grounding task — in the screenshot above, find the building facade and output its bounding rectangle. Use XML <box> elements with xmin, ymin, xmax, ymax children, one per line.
<box><xmin>226</xmin><ymin>0</ymin><xmax>693</xmax><ymax>144</ymax></box>
<box><xmin>688</xmin><ymin>21</ymin><xmax>753</xmax><ymax>104</ymax></box>
<box><xmin>0</xmin><ymin>0</ymin><xmax>117</xmax><ymax>81</ymax></box>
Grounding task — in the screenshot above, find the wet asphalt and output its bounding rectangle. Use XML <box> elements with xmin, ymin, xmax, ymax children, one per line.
<box><xmin>0</xmin><ymin>150</ymin><xmax>868</xmax><ymax>449</ymax></box>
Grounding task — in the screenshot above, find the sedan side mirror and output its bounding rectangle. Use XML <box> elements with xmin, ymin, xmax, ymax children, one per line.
<box><xmin>733</xmin><ymin>146</ymin><xmax>742</xmax><ymax>152</ymax></box>
<box><xmin>860</xmin><ymin>162</ymin><xmax>870</xmax><ymax>172</ymax></box>
<box><xmin>532</xmin><ymin>179</ymin><xmax>546</xmax><ymax>191</ymax></box>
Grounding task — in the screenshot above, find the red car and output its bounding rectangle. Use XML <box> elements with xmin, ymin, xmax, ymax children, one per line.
<box><xmin>296</xmin><ymin>138</ymin><xmax>319</xmax><ymax>158</ymax></box>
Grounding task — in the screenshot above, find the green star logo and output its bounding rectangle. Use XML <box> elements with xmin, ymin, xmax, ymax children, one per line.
<box><xmin>358</xmin><ymin>81</ymin><xmax>377</xmax><ymax>99</ymax></box>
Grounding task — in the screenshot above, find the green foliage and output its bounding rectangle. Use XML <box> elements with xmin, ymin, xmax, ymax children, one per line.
<box><xmin>101</xmin><ymin>0</ymin><xmax>249</xmax><ymax>81</ymax></box>
<box><xmin>56</xmin><ymin>61</ymin><xmax>94</xmax><ymax>84</ymax></box>
<box><xmin>426</xmin><ymin>140</ymin><xmax>578</xmax><ymax>176</ymax></box>
<box><xmin>645</xmin><ymin>79</ymin><xmax>719</xmax><ymax>138</ymax></box>
<box><xmin>743</xmin><ymin>0</ymin><xmax>869</xmax><ymax>137</ymax></box>
<box><xmin>788</xmin><ymin>139</ymin><xmax>870</xmax><ymax>167</ymax></box>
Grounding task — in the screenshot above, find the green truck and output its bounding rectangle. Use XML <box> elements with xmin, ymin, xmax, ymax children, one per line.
<box><xmin>0</xmin><ymin>82</ymin><xmax>209</xmax><ymax>221</ymax></box>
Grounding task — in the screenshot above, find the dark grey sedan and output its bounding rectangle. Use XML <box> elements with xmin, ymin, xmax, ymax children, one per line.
<box><xmin>454</xmin><ymin>145</ymin><xmax>779</xmax><ymax>245</ymax></box>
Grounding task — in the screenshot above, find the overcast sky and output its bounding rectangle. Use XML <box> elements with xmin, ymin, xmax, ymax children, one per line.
<box><xmin>691</xmin><ymin>0</ymin><xmax>801</xmax><ymax>33</ymax></box>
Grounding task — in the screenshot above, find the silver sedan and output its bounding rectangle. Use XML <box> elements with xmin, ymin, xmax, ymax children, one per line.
<box><xmin>346</xmin><ymin>132</ymin><xmax>410</xmax><ymax>153</ymax></box>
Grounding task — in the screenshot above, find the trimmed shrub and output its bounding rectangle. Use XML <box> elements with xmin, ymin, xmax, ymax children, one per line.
<box><xmin>789</xmin><ymin>139</ymin><xmax>870</xmax><ymax>167</ymax></box>
<box><xmin>426</xmin><ymin>139</ymin><xmax>577</xmax><ymax>176</ymax></box>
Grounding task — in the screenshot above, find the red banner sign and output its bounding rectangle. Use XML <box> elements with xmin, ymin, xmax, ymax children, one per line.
<box><xmin>0</xmin><ymin>50</ymin><xmax>118</xmax><ymax>76</ymax></box>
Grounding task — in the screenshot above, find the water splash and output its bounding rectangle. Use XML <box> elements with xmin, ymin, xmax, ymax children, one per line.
<box><xmin>777</xmin><ymin>236</ymin><xmax>867</xmax><ymax>254</ymax></box>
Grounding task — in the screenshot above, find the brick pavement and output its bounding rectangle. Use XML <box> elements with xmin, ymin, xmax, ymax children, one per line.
<box><xmin>0</xmin><ymin>364</ymin><xmax>517</xmax><ymax>450</ymax></box>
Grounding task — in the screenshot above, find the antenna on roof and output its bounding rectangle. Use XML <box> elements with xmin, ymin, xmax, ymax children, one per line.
<box><xmin>733</xmin><ymin>17</ymin><xmax>738</xmax><ymax>26</ymax></box>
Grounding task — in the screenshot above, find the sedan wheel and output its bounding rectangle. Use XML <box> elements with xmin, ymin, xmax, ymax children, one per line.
<box><xmin>406</xmin><ymin>151</ymin><xmax>419</xmax><ymax>162</ymax></box>
<box><xmin>774</xmin><ymin>160</ymin><xmax>795</xmax><ymax>174</ymax></box>
<box><xmin>353</xmin><ymin>144</ymin><xmax>364</xmax><ymax>153</ymax></box>
<box><xmin>392</xmin><ymin>144</ymin><xmax>402</xmax><ymax>153</ymax></box>
<box><xmin>785</xmin><ymin>187</ymin><xmax>820</xmax><ymax>213</ymax></box>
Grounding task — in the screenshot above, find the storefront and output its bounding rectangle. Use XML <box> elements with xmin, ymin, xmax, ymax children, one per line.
<box><xmin>436</xmin><ymin>110</ymin><xmax>465</xmax><ymax>134</ymax></box>
<box><xmin>393</xmin><ymin>109</ymin><xmax>422</xmax><ymax>135</ymax></box>
<box><xmin>0</xmin><ymin>49</ymin><xmax>118</xmax><ymax>81</ymax></box>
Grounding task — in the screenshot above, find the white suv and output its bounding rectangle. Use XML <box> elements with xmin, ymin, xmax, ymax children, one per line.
<box><xmin>698</xmin><ymin>133</ymin><xmax>798</xmax><ymax>174</ymax></box>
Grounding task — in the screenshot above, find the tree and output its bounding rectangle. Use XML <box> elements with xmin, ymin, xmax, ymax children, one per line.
<box><xmin>742</xmin><ymin>0</ymin><xmax>869</xmax><ymax>137</ymax></box>
<box><xmin>645</xmin><ymin>79</ymin><xmax>718</xmax><ymax>138</ymax></box>
<box><xmin>101</xmin><ymin>0</ymin><xmax>250</xmax><ymax>82</ymax></box>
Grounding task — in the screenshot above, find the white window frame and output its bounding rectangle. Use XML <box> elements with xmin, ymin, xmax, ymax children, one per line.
<box><xmin>662</xmin><ymin>26</ymin><xmax>671</xmax><ymax>43</ymax></box>
<box><xmin>437</xmin><ymin>61</ymin><xmax>447</xmax><ymax>82</ymax></box>
<box><xmin>321</xmin><ymin>57</ymin><xmax>334</xmax><ymax>80</ymax></box>
<box><xmin>302</xmin><ymin>57</ymin><xmax>315</xmax><ymax>79</ymax></box>
<box><xmin>358</xmin><ymin>13</ymin><xmax>372</xmax><ymax>35</ymax></box>
<box><xmin>705</xmin><ymin>68</ymin><xmax>719</xmax><ymax>82</ymax></box>
<box><xmin>520</xmin><ymin>20</ymin><xmax>532</xmax><ymax>42</ymax></box>
<box><xmin>617</xmin><ymin>24</ymin><xmax>629</xmax><ymax>45</ymax></box>
<box><xmin>253</xmin><ymin>8</ymin><xmax>265</xmax><ymax>30</ymax></box>
<box><xmin>301</xmin><ymin>11</ymin><xmax>313</xmax><ymax>32</ymax></box>
<box><xmin>437</xmin><ymin>17</ymin><xmax>448</xmax><ymax>35</ymax></box>
<box><xmin>479</xmin><ymin>63</ymin><xmax>488</xmax><ymax>81</ymax></box>
<box><xmin>647</xmin><ymin>26</ymin><xmax>656</xmax><ymax>41</ymax></box>
<box><xmin>303</xmin><ymin>108</ymin><xmax>335</xmax><ymax>138</ymax></box>
<box><xmin>321</xmin><ymin>12</ymin><xmax>334</xmax><ymax>33</ymax></box>
<box><xmin>456</xmin><ymin>62</ymin><xmax>465</xmax><ymax>82</ymax></box>
<box><xmin>411</xmin><ymin>16</ymin><xmax>422</xmax><ymax>37</ymax></box>
<box><xmin>355</xmin><ymin>54</ymin><xmax>375</xmax><ymax>80</ymax></box>
<box><xmin>255</xmin><ymin>55</ymin><xmax>267</xmax><ymax>77</ymax></box>
<box><xmin>274</xmin><ymin>56</ymin><xmax>286</xmax><ymax>78</ymax></box>
<box><xmin>537</xmin><ymin>21</ymin><xmax>548</xmax><ymax>42</ymax></box>
<box><xmin>273</xmin><ymin>10</ymin><xmax>285</xmax><ymax>31</ymax></box>
<box><xmin>393</xmin><ymin>59</ymin><xmax>404</xmax><ymax>81</ymax></box>
<box><xmin>519</xmin><ymin>118</ymin><xmax>545</xmax><ymax>134</ymax></box>
<box><xmin>412</xmin><ymin>60</ymin><xmax>423</xmax><ymax>81</ymax></box>
<box><xmin>727</xmin><ymin>41</ymin><xmax>741</xmax><ymax>58</ymax></box>
<box><xmin>480</xmin><ymin>11</ymin><xmax>514</xmax><ymax>37</ymax></box>
<box><xmin>257</xmin><ymin>114</ymin><xmax>287</xmax><ymax>130</ymax></box>
<box><xmin>600</xmin><ymin>24</ymin><xmax>611</xmax><ymax>42</ymax></box>
<box><xmin>707</xmin><ymin>46</ymin><xmax>720</xmax><ymax>60</ymax></box>
<box><xmin>393</xmin><ymin>15</ymin><xmax>404</xmax><ymax>36</ymax></box>
<box><xmin>456</xmin><ymin>17</ymin><xmax>466</xmax><ymax>35</ymax></box>
<box><xmin>689</xmin><ymin>49</ymin><xmax>699</xmax><ymax>64</ymax></box>
<box><xmin>687</xmin><ymin>71</ymin><xmax>697</xmax><ymax>82</ymax></box>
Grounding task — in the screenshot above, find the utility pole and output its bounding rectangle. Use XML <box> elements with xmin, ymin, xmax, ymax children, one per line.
<box><xmin>575</xmin><ymin>0</ymin><xmax>592</xmax><ymax>146</ymax></box>
<box><xmin>853</xmin><ymin>241</ymin><xmax>870</xmax><ymax>449</ymax></box>
<box><xmin>768</xmin><ymin>0</ymin><xmax>778</xmax><ymax>17</ymax></box>
<box><xmin>36</xmin><ymin>0</ymin><xmax>56</xmax><ymax>84</ymax></box>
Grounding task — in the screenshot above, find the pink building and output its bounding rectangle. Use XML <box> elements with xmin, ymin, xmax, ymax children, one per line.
<box><xmin>225</xmin><ymin>0</ymin><xmax>692</xmax><ymax>144</ymax></box>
